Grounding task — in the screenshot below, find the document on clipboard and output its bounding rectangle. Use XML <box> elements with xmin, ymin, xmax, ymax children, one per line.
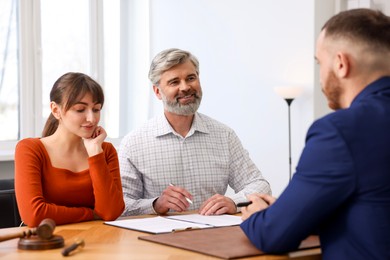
<box><xmin>104</xmin><ymin>214</ymin><xmax>242</xmax><ymax>234</ymax></box>
<box><xmin>166</xmin><ymin>214</ymin><xmax>242</xmax><ymax>227</ymax></box>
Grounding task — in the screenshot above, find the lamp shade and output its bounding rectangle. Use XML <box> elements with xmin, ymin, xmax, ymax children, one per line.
<box><xmin>274</xmin><ymin>86</ymin><xmax>304</xmax><ymax>99</ymax></box>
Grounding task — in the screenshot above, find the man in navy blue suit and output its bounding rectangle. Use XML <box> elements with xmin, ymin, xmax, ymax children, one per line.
<box><xmin>240</xmin><ymin>8</ymin><xmax>390</xmax><ymax>260</ymax></box>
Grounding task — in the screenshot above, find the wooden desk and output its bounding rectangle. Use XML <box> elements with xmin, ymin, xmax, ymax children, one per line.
<box><xmin>0</xmin><ymin>216</ymin><xmax>321</xmax><ymax>260</ymax></box>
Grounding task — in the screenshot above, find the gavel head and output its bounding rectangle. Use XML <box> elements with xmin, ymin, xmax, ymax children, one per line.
<box><xmin>18</xmin><ymin>219</ymin><xmax>63</xmax><ymax>250</ymax></box>
<box><xmin>36</xmin><ymin>218</ymin><xmax>56</xmax><ymax>240</ymax></box>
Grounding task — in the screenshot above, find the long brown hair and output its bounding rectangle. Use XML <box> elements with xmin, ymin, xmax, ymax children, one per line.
<box><xmin>42</xmin><ymin>72</ymin><xmax>105</xmax><ymax>137</ymax></box>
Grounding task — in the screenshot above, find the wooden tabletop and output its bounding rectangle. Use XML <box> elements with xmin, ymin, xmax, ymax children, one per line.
<box><xmin>0</xmin><ymin>215</ymin><xmax>321</xmax><ymax>260</ymax></box>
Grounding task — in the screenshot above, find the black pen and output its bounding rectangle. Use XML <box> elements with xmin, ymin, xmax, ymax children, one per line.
<box><xmin>236</xmin><ymin>201</ymin><xmax>252</xmax><ymax>207</ymax></box>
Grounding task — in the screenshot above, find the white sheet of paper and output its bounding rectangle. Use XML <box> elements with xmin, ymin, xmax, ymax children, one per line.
<box><xmin>105</xmin><ymin>216</ymin><xmax>211</xmax><ymax>234</ymax></box>
<box><xmin>105</xmin><ymin>214</ymin><xmax>242</xmax><ymax>234</ymax></box>
<box><xmin>166</xmin><ymin>214</ymin><xmax>242</xmax><ymax>227</ymax></box>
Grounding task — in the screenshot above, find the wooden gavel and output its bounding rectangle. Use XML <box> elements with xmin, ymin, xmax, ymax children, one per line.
<box><xmin>0</xmin><ymin>218</ymin><xmax>56</xmax><ymax>242</ymax></box>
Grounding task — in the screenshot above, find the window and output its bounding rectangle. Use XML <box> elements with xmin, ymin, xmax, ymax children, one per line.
<box><xmin>0</xmin><ymin>0</ymin><xmax>153</xmax><ymax>160</ymax></box>
<box><xmin>0</xmin><ymin>0</ymin><xmax>19</xmax><ymax>142</ymax></box>
<box><xmin>103</xmin><ymin>0</ymin><xmax>120</xmax><ymax>138</ymax></box>
<box><xmin>40</xmin><ymin>0</ymin><xmax>91</xmax><ymax>130</ymax></box>
<box><xmin>0</xmin><ymin>0</ymin><xmax>125</xmax><ymax>160</ymax></box>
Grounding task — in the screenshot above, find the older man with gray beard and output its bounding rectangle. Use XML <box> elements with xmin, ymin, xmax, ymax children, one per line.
<box><xmin>119</xmin><ymin>48</ymin><xmax>271</xmax><ymax>216</ymax></box>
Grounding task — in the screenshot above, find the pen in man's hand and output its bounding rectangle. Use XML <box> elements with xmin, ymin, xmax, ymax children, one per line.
<box><xmin>236</xmin><ymin>201</ymin><xmax>252</xmax><ymax>207</ymax></box>
<box><xmin>169</xmin><ymin>183</ymin><xmax>193</xmax><ymax>204</ymax></box>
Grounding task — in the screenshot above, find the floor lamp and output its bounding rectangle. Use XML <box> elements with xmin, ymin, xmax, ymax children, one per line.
<box><xmin>274</xmin><ymin>86</ymin><xmax>303</xmax><ymax>181</ymax></box>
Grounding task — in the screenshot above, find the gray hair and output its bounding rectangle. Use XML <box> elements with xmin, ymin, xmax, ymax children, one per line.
<box><xmin>148</xmin><ymin>48</ymin><xmax>200</xmax><ymax>86</ymax></box>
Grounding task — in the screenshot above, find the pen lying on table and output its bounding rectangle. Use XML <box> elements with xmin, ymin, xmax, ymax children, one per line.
<box><xmin>172</xmin><ymin>227</ymin><xmax>201</xmax><ymax>233</ymax></box>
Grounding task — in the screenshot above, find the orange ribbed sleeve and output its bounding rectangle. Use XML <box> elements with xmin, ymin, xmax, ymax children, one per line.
<box><xmin>88</xmin><ymin>143</ymin><xmax>125</xmax><ymax>220</ymax></box>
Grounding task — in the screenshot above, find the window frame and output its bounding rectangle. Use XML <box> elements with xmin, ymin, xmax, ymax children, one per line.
<box><xmin>0</xmin><ymin>0</ymin><xmax>40</xmax><ymax>161</ymax></box>
<box><xmin>0</xmin><ymin>0</ymin><xmax>105</xmax><ymax>161</ymax></box>
<box><xmin>0</xmin><ymin>0</ymin><xmax>152</xmax><ymax>161</ymax></box>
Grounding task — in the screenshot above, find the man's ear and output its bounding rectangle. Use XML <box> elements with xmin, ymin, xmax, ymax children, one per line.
<box><xmin>334</xmin><ymin>52</ymin><xmax>350</xmax><ymax>78</ymax></box>
<box><xmin>50</xmin><ymin>101</ymin><xmax>61</xmax><ymax>119</ymax></box>
<box><xmin>153</xmin><ymin>85</ymin><xmax>163</xmax><ymax>100</ymax></box>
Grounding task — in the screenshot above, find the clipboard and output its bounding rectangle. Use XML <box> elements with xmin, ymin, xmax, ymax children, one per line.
<box><xmin>138</xmin><ymin>226</ymin><xmax>320</xmax><ymax>259</ymax></box>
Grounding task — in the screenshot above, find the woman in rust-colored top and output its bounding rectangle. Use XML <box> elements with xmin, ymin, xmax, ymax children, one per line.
<box><xmin>14</xmin><ymin>72</ymin><xmax>124</xmax><ymax>227</ymax></box>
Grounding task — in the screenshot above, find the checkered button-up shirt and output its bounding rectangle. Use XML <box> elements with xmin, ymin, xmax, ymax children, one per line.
<box><xmin>119</xmin><ymin>112</ymin><xmax>271</xmax><ymax>216</ymax></box>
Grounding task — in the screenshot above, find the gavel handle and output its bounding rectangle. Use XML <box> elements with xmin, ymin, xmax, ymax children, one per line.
<box><xmin>0</xmin><ymin>229</ymin><xmax>36</xmax><ymax>242</ymax></box>
<box><xmin>62</xmin><ymin>239</ymin><xmax>85</xmax><ymax>256</ymax></box>
<box><xmin>62</xmin><ymin>242</ymin><xmax>79</xmax><ymax>256</ymax></box>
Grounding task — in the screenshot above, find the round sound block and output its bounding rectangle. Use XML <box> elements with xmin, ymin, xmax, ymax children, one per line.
<box><xmin>18</xmin><ymin>235</ymin><xmax>64</xmax><ymax>250</ymax></box>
